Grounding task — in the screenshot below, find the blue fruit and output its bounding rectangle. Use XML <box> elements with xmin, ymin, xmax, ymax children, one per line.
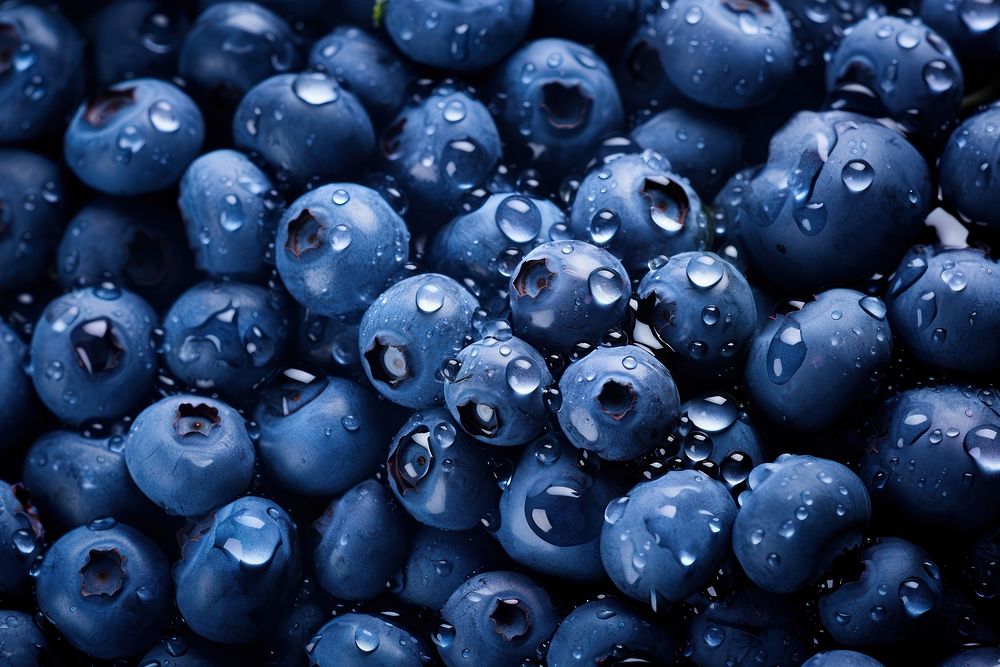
<box><xmin>276</xmin><ymin>183</ymin><xmax>409</xmax><ymax>318</ymax></box>
<box><xmin>635</xmin><ymin>250</ymin><xmax>755</xmax><ymax>380</ymax></box>
<box><xmin>0</xmin><ymin>481</ymin><xmax>43</xmax><ymax>594</ymax></box>
<box><xmin>180</xmin><ymin>2</ymin><xmax>301</xmax><ymax>102</ymax></box>
<box><xmin>178</xmin><ymin>149</ymin><xmax>282</xmax><ymax>280</ymax></box>
<box><xmin>616</xmin><ymin>20</ymin><xmax>680</xmax><ymax>117</ymax></box>
<box><xmin>30</xmin><ymin>286</ymin><xmax>157</xmax><ymax>425</ymax></box>
<box><xmin>558</xmin><ymin>344</ymin><xmax>679</xmax><ymax>461</ymax></box>
<box><xmin>569</xmin><ymin>151</ymin><xmax>711</xmax><ymax>277</ymax></box>
<box><xmin>0</xmin><ymin>319</ymin><xmax>31</xmax><ymax>449</ymax></box>
<box><xmin>631</xmin><ymin>108</ymin><xmax>744</xmax><ymax>197</ymax></box>
<box><xmin>662</xmin><ymin>393</ymin><xmax>767</xmax><ymax>490</ymax></box>
<box><xmin>498</xmin><ymin>434</ymin><xmax>626</xmax><ymax>581</ymax></box>
<box><xmin>175</xmin><ymin>497</ymin><xmax>300</xmax><ymax>643</ymax></box>
<box><xmin>0</xmin><ymin>149</ymin><xmax>64</xmax><ymax>291</ymax></box>
<box><xmin>547</xmin><ymin>597</ymin><xmax>675</xmax><ymax>667</ymax></box>
<box><xmin>309</xmin><ymin>26</ymin><xmax>410</xmax><ymax>125</ymax></box>
<box><xmin>744</xmin><ymin>289</ymin><xmax>893</xmax><ymax>432</ymax></box>
<box><xmin>255</xmin><ymin>366</ymin><xmax>394</xmax><ymax>496</ymax></box>
<box><xmin>738</xmin><ymin>111</ymin><xmax>932</xmax><ymax>289</ymax></box>
<box><xmin>313</xmin><ymin>478</ymin><xmax>411</xmax><ymax>600</ymax></box>
<box><xmin>0</xmin><ymin>611</ymin><xmax>49</xmax><ymax>666</ymax></box>
<box><xmin>709</xmin><ymin>165</ymin><xmax>760</xmax><ymax>274</ymax></box>
<box><xmin>126</xmin><ymin>394</ymin><xmax>255</xmax><ymax>516</ymax></box>
<box><xmin>886</xmin><ymin>245</ymin><xmax>1000</xmax><ymax>375</ymax></box>
<box><xmin>139</xmin><ymin>632</ymin><xmax>227</xmax><ymax>667</ymax></box>
<box><xmin>732</xmin><ymin>454</ymin><xmax>871</xmax><ymax>593</ymax></box>
<box><xmin>22</xmin><ymin>430</ymin><xmax>153</xmax><ymax>529</ymax></box>
<box><xmin>56</xmin><ymin>197</ymin><xmax>194</xmax><ymax>308</ymax></box>
<box><xmin>920</xmin><ymin>0</ymin><xmax>1000</xmax><ymax>62</ymax></box>
<box><xmin>491</xmin><ymin>38</ymin><xmax>624</xmax><ymax>181</ymax></box>
<box><xmin>655</xmin><ymin>0</ymin><xmax>795</xmax><ymax>109</ymax></box>
<box><xmin>0</xmin><ymin>3</ymin><xmax>84</xmax><ymax>143</ymax></box>
<box><xmin>803</xmin><ymin>651</ymin><xmax>886</xmax><ymax>667</ymax></box>
<box><xmin>35</xmin><ymin>520</ymin><xmax>170</xmax><ymax>659</ymax></box>
<box><xmin>601</xmin><ymin>470</ymin><xmax>736</xmax><ymax>605</ymax></box>
<box><xmin>819</xmin><ymin>537</ymin><xmax>943</xmax><ymax>647</ymax></box>
<box><xmin>784</xmin><ymin>0</ymin><xmax>875</xmax><ymax>72</ymax></box>
<box><xmin>64</xmin><ymin>78</ymin><xmax>205</xmax><ymax>196</ymax></box>
<box><xmin>359</xmin><ymin>273</ymin><xmax>479</xmax><ymax>409</ymax></box>
<box><xmin>443</xmin><ymin>335</ymin><xmax>551</xmax><ymax>446</ymax></box>
<box><xmin>387</xmin><ymin>408</ymin><xmax>500</xmax><ymax>531</ymax></box>
<box><xmin>509</xmin><ymin>240</ymin><xmax>631</xmax><ymax>351</ymax></box>
<box><xmin>860</xmin><ymin>385</ymin><xmax>1000</xmax><ymax>534</ymax></box>
<box><xmin>429</xmin><ymin>192</ymin><xmax>568</xmax><ymax>293</ymax></box>
<box><xmin>379</xmin><ymin>87</ymin><xmax>501</xmax><ymax>230</ymax></box>
<box><xmin>398</xmin><ymin>526</ymin><xmax>500</xmax><ymax>610</ymax></box>
<box><xmin>89</xmin><ymin>0</ymin><xmax>189</xmax><ymax>86</ymax></box>
<box><xmin>162</xmin><ymin>281</ymin><xmax>289</xmax><ymax>397</ymax></box>
<box><xmin>306</xmin><ymin>613</ymin><xmax>433</xmax><ymax>666</ymax></box>
<box><xmin>295</xmin><ymin>307</ymin><xmax>364</xmax><ymax>375</ymax></box>
<box><xmin>385</xmin><ymin>0</ymin><xmax>532</xmax><ymax>71</ymax></box>
<box><xmin>436</xmin><ymin>570</ymin><xmax>559</xmax><ymax>667</ymax></box>
<box><xmin>826</xmin><ymin>15</ymin><xmax>963</xmax><ymax>134</ymax></box>
<box><xmin>232</xmin><ymin>72</ymin><xmax>374</xmax><ymax>191</ymax></box>
<box><xmin>940</xmin><ymin>105</ymin><xmax>1000</xmax><ymax>229</ymax></box>
<box><xmin>939</xmin><ymin>648</ymin><xmax>1000</xmax><ymax>667</ymax></box>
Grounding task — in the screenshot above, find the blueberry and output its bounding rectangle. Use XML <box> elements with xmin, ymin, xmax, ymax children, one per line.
<box><xmin>255</xmin><ymin>366</ymin><xmax>394</xmax><ymax>496</ymax></box>
<box><xmin>509</xmin><ymin>240</ymin><xmax>631</xmax><ymax>351</ymax></box>
<box><xmin>35</xmin><ymin>521</ymin><xmax>170</xmax><ymax>659</ymax></box>
<box><xmin>309</xmin><ymin>26</ymin><xmax>411</xmax><ymax>126</ymax></box>
<box><xmin>663</xmin><ymin>393</ymin><xmax>767</xmax><ymax>489</ymax></box>
<box><xmin>232</xmin><ymin>72</ymin><xmax>374</xmax><ymax>191</ymax></box>
<box><xmin>601</xmin><ymin>470</ymin><xmax>736</xmax><ymax>605</ymax></box>
<box><xmin>744</xmin><ymin>289</ymin><xmax>893</xmax><ymax>432</ymax></box>
<box><xmin>294</xmin><ymin>307</ymin><xmax>364</xmax><ymax>375</ymax></box>
<box><xmin>547</xmin><ymin>597</ymin><xmax>675</xmax><ymax>666</ymax></box>
<box><xmin>860</xmin><ymin>385</ymin><xmax>1000</xmax><ymax>534</ymax></box>
<box><xmin>634</xmin><ymin>250</ymin><xmax>756</xmax><ymax>381</ymax></box>
<box><xmin>0</xmin><ymin>3</ymin><xmax>84</xmax><ymax>143</ymax></box>
<box><xmin>162</xmin><ymin>281</ymin><xmax>289</xmax><ymax>398</ymax></box>
<box><xmin>491</xmin><ymin>38</ymin><xmax>624</xmax><ymax>182</ymax></box>
<box><xmin>276</xmin><ymin>183</ymin><xmax>410</xmax><ymax>318</ymax></box>
<box><xmin>826</xmin><ymin>15</ymin><xmax>963</xmax><ymax>134</ymax></box>
<box><xmin>819</xmin><ymin>537</ymin><xmax>943</xmax><ymax>647</ymax></box>
<box><xmin>22</xmin><ymin>430</ymin><xmax>153</xmax><ymax>529</ymax></box>
<box><xmin>436</xmin><ymin>570</ymin><xmax>559</xmax><ymax>667</ymax></box>
<box><xmin>384</xmin><ymin>0</ymin><xmax>532</xmax><ymax>71</ymax></box>
<box><xmin>569</xmin><ymin>152</ymin><xmax>711</xmax><ymax>277</ymax></box>
<box><xmin>940</xmin><ymin>105</ymin><xmax>1000</xmax><ymax>229</ymax></box>
<box><xmin>180</xmin><ymin>2</ymin><xmax>301</xmax><ymax>104</ymax></box>
<box><xmin>732</xmin><ymin>454</ymin><xmax>871</xmax><ymax>593</ymax></box>
<box><xmin>0</xmin><ymin>149</ymin><xmax>65</xmax><ymax>291</ymax></box>
<box><xmin>56</xmin><ymin>197</ymin><xmax>194</xmax><ymax>308</ymax></box>
<box><xmin>429</xmin><ymin>192</ymin><xmax>568</xmax><ymax>293</ymax></box>
<box><xmin>939</xmin><ymin>648</ymin><xmax>1000</xmax><ymax>667</ymax></box>
<box><xmin>920</xmin><ymin>0</ymin><xmax>1000</xmax><ymax>63</ymax></box>
<box><xmin>379</xmin><ymin>87</ymin><xmax>501</xmax><ymax>230</ymax></box>
<box><xmin>444</xmin><ymin>335</ymin><xmax>552</xmax><ymax>446</ymax></box>
<box><xmin>0</xmin><ymin>319</ymin><xmax>31</xmax><ymax>449</ymax></box>
<box><xmin>174</xmin><ymin>496</ymin><xmax>300</xmax><ymax>644</ymax></box>
<box><xmin>497</xmin><ymin>434</ymin><xmax>626</xmax><ymax>581</ymax></box>
<box><xmin>631</xmin><ymin>108</ymin><xmax>744</xmax><ymax>198</ymax></box>
<box><xmin>139</xmin><ymin>632</ymin><xmax>227</xmax><ymax>667</ymax></box>
<box><xmin>306</xmin><ymin>613</ymin><xmax>433</xmax><ymax>665</ymax></box>
<box><xmin>738</xmin><ymin>112</ymin><xmax>932</xmax><ymax>290</ymax></box>
<box><xmin>615</xmin><ymin>21</ymin><xmax>679</xmax><ymax>118</ymax></box>
<box><xmin>126</xmin><ymin>394</ymin><xmax>255</xmax><ymax>516</ymax></box>
<box><xmin>31</xmin><ymin>286</ymin><xmax>158</xmax><ymax>425</ymax></box>
<box><xmin>655</xmin><ymin>0</ymin><xmax>795</xmax><ymax>109</ymax></box>
<box><xmin>178</xmin><ymin>149</ymin><xmax>282</xmax><ymax>281</ymax></box>
<box><xmin>89</xmin><ymin>0</ymin><xmax>189</xmax><ymax>86</ymax></box>
<box><xmin>0</xmin><ymin>481</ymin><xmax>43</xmax><ymax>595</ymax></box>
<box><xmin>886</xmin><ymin>246</ymin><xmax>1000</xmax><ymax>375</ymax></box>
<box><xmin>359</xmin><ymin>273</ymin><xmax>479</xmax><ymax>409</ymax></box>
<box><xmin>387</xmin><ymin>408</ymin><xmax>500</xmax><ymax>531</ymax></box>
<box><xmin>784</xmin><ymin>0</ymin><xmax>875</xmax><ymax>72</ymax></box>
<box><xmin>398</xmin><ymin>526</ymin><xmax>501</xmax><ymax>610</ymax></box>
<box><xmin>64</xmin><ymin>78</ymin><xmax>205</xmax><ymax>196</ymax></box>
<box><xmin>558</xmin><ymin>344</ymin><xmax>679</xmax><ymax>461</ymax></box>
<box><xmin>313</xmin><ymin>479</ymin><xmax>411</xmax><ymax>601</ymax></box>
<box><xmin>709</xmin><ymin>165</ymin><xmax>761</xmax><ymax>274</ymax></box>
<box><xmin>802</xmin><ymin>651</ymin><xmax>886</xmax><ymax>667</ymax></box>
<box><xmin>0</xmin><ymin>611</ymin><xmax>49</xmax><ymax>665</ymax></box>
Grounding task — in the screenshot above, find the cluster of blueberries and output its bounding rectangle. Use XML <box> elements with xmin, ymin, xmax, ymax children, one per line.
<box><xmin>4</xmin><ymin>0</ymin><xmax>1000</xmax><ymax>665</ymax></box>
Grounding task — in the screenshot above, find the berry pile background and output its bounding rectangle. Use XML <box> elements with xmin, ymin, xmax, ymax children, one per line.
<box><xmin>1</xmin><ymin>0</ymin><xmax>1000</xmax><ymax>665</ymax></box>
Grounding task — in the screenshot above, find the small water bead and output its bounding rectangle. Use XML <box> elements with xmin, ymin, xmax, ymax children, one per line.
<box><xmin>622</xmin><ymin>355</ymin><xmax>638</xmax><ymax>370</ymax></box>
<box><xmin>702</xmin><ymin>305</ymin><xmax>720</xmax><ymax>325</ymax></box>
<box><xmin>332</xmin><ymin>188</ymin><xmax>350</xmax><ymax>205</ymax></box>
<box><xmin>688</xmin><ymin>394</ymin><xmax>738</xmax><ymax>432</ymax></box>
<box><xmin>940</xmin><ymin>264</ymin><xmax>967</xmax><ymax>292</ymax></box>
<box><xmin>964</xmin><ymin>425</ymin><xmax>1000</xmax><ymax>473</ymax></box>
<box><xmin>354</xmin><ymin>625</ymin><xmax>380</xmax><ymax>653</ymax></box>
<box><xmin>896</xmin><ymin>30</ymin><xmax>920</xmax><ymax>49</ymax></box>
<box><xmin>443</xmin><ymin>99</ymin><xmax>467</xmax><ymax>122</ymax></box>
<box><xmin>738</xmin><ymin>12</ymin><xmax>760</xmax><ymax>35</ymax></box>
<box><xmin>432</xmin><ymin>623</ymin><xmax>456</xmax><ymax>648</ymax></box>
<box><xmin>841</xmin><ymin>160</ymin><xmax>874</xmax><ymax>193</ymax></box>
<box><xmin>859</xmin><ymin>296</ymin><xmax>886</xmax><ymax>319</ymax></box>
<box><xmin>11</xmin><ymin>529</ymin><xmax>35</xmax><ymax>554</ymax></box>
<box><xmin>898</xmin><ymin>577</ymin><xmax>936</xmax><ymax>617</ymax></box>
<box><xmin>415</xmin><ymin>283</ymin><xmax>445</xmax><ymax>313</ymax></box>
<box><xmin>686</xmin><ymin>254</ymin><xmax>724</xmax><ymax>288</ymax></box>
<box><xmin>703</xmin><ymin>624</ymin><xmax>725</xmax><ymax>647</ymax></box>
<box><xmin>148</xmin><ymin>100</ymin><xmax>180</xmax><ymax>133</ymax></box>
<box><xmin>923</xmin><ymin>60</ymin><xmax>956</xmax><ymax>93</ymax></box>
<box><xmin>588</xmin><ymin>267</ymin><xmax>625</xmax><ymax>306</ymax></box>
<box><xmin>589</xmin><ymin>209</ymin><xmax>621</xmax><ymax>244</ymax></box>
<box><xmin>330</xmin><ymin>224</ymin><xmax>352</xmax><ymax>251</ymax></box>
<box><xmin>685</xmin><ymin>6</ymin><xmax>703</xmax><ymax>23</ymax></box>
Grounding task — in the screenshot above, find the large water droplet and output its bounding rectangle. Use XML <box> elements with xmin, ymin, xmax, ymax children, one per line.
<box><xmin>506</xmin><ymin>356</ymin><xmax>542</xmax><ymax>395</ymax></box>
<box><xmin>293</xmin><ymin>73</ymin><xmax>340</xmax><ymax>105</ymax></box>
<box><xmin>588</xmin><ymin>267</ymin><xmax>625</xmax><ymax>305</ymax></box>
<box><xmin>415</xmin><ymin>282</ymin><xmax>445</xmax><ymax>313</ymax></box>
<box><xmin>686</xmin><ymin>253</ymin><xmax>724</xmax><ymax>288</ymax></box>
<box><xmin>148</xmin><ymin>100</ymin><xmax>179</xmax><ymax>133</ymax></box>
<box><xmin>766</xmin><ymin>319</ymin><xmax>806</xmax><ymax>384</ymax></box>
<box><xmin>841</xmin><ymin>160</ymin><xmax>874</xmax><ymax>193</ymax></box>
<box><xmin>589</xmin><ymin>209</ymin><xmax>621</xmax><ymax>244</ymax></box>
<box><xmin>495</xmin><ymin>195</ymin><xmax>541</xmax><ymax>243</ymax></box>
<box><xmin>898</xmin><ymin>577</ymin><xmax>936</xmax><ymax>617</ymax></box>
<box><xmin>354</xmin><ymin>625</ymin><xmax>380</xmax><ymax>654</ymax></box>
<box><xmin>965</xmin><ymin>425</ymin><xmax>1000</xmax><ymax>474</ymax></box>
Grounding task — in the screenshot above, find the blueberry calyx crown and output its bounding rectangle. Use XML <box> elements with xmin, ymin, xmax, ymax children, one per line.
<box><xmin>174</xmin><ymin>402</ymin><xmax>221</xmax><ymax>437</ymax></box>
<box><xmin>83</xmin><ymin>88</ymin><xmax>137</xmax><ymax>128</ymax></box>
<box><xmin>80</xmin><ymin>547</ymin><xmax>125</xmax><ymax>598</ymax></box>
